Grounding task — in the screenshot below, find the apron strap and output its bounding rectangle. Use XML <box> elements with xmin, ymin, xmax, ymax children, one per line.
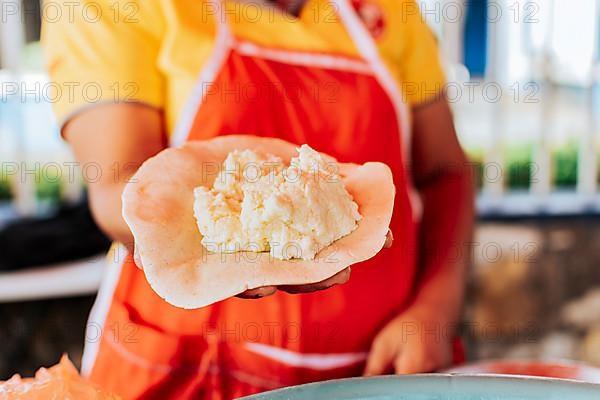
<box><xmin>332</xmin><ymin>0</ymin><xmax>411</xmax><ymax>151</ymax></box>
<box><xmin>172</xmin><ymin>0</ymin><xmax>411</xmax><ymax>154</ymax></box>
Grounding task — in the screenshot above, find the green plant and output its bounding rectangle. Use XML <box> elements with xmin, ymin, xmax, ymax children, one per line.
<box><xmin>0</xmin><ymin>180</ymin><xmax>11</xmax><ymax>200</ymax></box>
<box><xmin>35</xmin><ymin>166</ymin><xmax>62</xmax><ymax>201</ymax></box>
<box><xmin>0</xmin><ymin>164</ymin><xmax>13</xmax><ymax>201</ymax></box>
<box><xmin>505</xmin><ymin>143</ymin><xmax>534</xmax><ymax>190</ymax></box>
<box><xmin>553</xmin><ymin>141</ymin><xmax>578</xmax><ymax>188</ymax></box>
<box><xmin>465</xmin><ymin>148</ymin><xmax>484</xmax><ymax>190</ymax></box>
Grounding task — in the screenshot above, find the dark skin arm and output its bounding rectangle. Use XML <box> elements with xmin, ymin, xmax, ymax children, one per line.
<box><xmin>364</xmin><ymin>96</ymin><xmax>475</xmax><ymax>375</ymax></box>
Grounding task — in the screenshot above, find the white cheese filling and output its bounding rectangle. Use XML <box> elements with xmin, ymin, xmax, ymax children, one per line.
<box><xmin>193</xmin><ymin>145</ymin><xmax>361</xmax><ymax>260</ymax></box>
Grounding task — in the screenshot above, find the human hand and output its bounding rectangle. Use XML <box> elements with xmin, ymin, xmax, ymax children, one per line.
<box><xmin>237</xmin><ymin>229</ymin><xmax>393</xmax><ymax>298</ymax></box>
<box><xmin>363</xmin><ymin>304</ymin><xmax>454</xmax><ymax>375</ymax></box>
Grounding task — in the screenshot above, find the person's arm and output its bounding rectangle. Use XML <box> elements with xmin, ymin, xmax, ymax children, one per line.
<box><xmin>409</xmin><ymin>95</ymin><xmax>474</xmax><ymax>329</ymax></box>
<box><xmin>65</xmin><ymin>102</ymin><xmax>354</xmax><ymax>297</ymax></box>
<box><xmin>364</xmin><ymin>96</ymin><xmax>475</xmax><ymax>375</ymax></box>
<box><xmin>64</xmin><ymin>103</ymin><xmax>166</xmax><ymax>247</ymax></box>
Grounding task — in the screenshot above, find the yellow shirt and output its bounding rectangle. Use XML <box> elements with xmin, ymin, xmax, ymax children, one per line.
<box><xmin>42</xmin><ymin>0</ymin><xmax>444</xmax><ymax>134</ymax></box>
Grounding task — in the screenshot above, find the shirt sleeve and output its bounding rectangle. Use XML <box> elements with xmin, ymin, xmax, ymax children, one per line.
<box><xmin>396</xmin><ymin>0</ymin><xmax>446</xmax><ymax>106</ymax></box>
<box><xmin>41</xmin><ymin>0</ymin><xmax>165</xmax><ymax>128</ymax></box>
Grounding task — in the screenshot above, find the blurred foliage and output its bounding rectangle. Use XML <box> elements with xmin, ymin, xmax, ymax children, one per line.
<box><xmin>466</xmin><ymin>141</ymin><xmax>582</xmax><ymax>190</ymax></box>
<box><xmin>0</xmin><ymin>180</ymin><xmax>11</xmax><ymax>201</ymax></box>
<box><xmin>466</xmin><ymin>144</ymin><xmax>534</xmax><ymax>190</ymax></box>
<box><xmin>35</xmin><ymin>167</ymin><xmax>62</xmax><ymax>201</ymax></box>
<box><xmin>0</xmin><ymin>164</ymin><xmax>64</xmax><ymax>202</ymax></box>
<box><xmin>0</xmin><ymin>164</ymin><xmax>12</xmax><ymax>201</ymax></box>
<box><xmin>553</xmin><ymin>141</ymin><xmax>578</xmax><ymax>188</ymax></box>
<box><xmin>506</xmin><ymin>143</ymin><xmax>534</xmax><ymax>190</ymax></box>
<box><xmin>465</xmin><ymin>148</ymin><xmax>484</xmax><ymax>190</ymax></box>
<box><xmin>35</xmin><ymin>180</ymin><xmax>61</xmax><ymax>201</ymax></box>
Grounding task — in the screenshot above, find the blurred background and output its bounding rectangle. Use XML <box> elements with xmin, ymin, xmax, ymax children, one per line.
<box><xmin>1</xmin><ymin>0</ymin><xmax>600</xmax><ymax>379</ymax></box>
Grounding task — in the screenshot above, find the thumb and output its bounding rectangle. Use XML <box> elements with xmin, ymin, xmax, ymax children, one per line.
<box><xmin>363</xmin><ymin>336</ymin><xmax>395</xmax><ymax>376</ymax></box>
<box><xmin>127</xmin><ymin>241</ymin><xmax>142</xmax><ymax>269</ymax></box>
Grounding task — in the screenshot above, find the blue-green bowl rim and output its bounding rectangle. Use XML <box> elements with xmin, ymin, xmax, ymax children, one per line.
<box><xmin>240</xmin><ymin>373</ymin><xmax>600</xmax><ymax>399</ymax></box>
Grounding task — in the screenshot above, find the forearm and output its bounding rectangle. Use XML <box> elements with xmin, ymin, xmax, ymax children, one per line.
<box><xmin>64</xmin><ymin>103</ymin><xmax>166</xmax><ymax>245</ymax></box>
<box><xmin>85</xmin><ymin>149</ymin><xmax>147</xmax><ymax>245</ymax></box>
<box><xmin>408</xmin><ymin>97</ymin><xmax>475</xmax><ymax>325</ymax></box>
<box><xmin>365</xmin><ymin>167</ymin><xmax>473</xmax><ymax>375</ymax></box>
<box><xmin>88</xmin><ymin>182</ymin><xmax>133</xmax><ymax>246</ymax></box>
<box><xmin>411</xmin><ymin>168</ymin><xmax>474</xmax><ymax>325</ymax></box>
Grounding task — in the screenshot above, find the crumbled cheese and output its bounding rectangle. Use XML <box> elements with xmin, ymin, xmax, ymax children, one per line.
<box><xmin>193</xmin><ymin>145</ymin><xmax>361</xmax><ymax>260</ymax></box>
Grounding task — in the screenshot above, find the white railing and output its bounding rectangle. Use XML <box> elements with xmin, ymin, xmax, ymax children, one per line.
<box><xmin>456</xmin><ymin>81</ymin><xmax>600</xmax><ymax>217</ymax></box>
<box><xmin>448</xmin><ymin>0</ymin><xmax>600</xmax><ymax>216</ymax></box>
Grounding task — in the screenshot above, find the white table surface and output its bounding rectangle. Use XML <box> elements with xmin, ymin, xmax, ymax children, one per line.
<box><xmin>0</xmin><ymin>256</ymin><xmax>104</xmax><ymax>302</ymax></box>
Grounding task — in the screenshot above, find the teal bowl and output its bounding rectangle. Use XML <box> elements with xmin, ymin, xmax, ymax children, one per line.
<box><xmin>241</xmin><ymin>374</ymin><xmax>600</xmax><ymax>399</ymax></box>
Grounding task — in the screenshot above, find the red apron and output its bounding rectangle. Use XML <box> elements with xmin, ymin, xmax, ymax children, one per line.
<box><xmin>82</xmin><ymin>0</ymin><xmax>442</xmax><ymax>398</ymax></box>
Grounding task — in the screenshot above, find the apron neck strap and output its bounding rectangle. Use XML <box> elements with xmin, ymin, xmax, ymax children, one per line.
<box><xmin>331</xmin><ymin>0</ymin><xmax>379</xmax><ymax>63</ymax></box>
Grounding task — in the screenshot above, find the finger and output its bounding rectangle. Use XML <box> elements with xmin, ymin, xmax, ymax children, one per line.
<box><xmin>384</xmin><ymin>229</ymin><xmax>394</xmax><ymax>249</ymax></box>
<box><xmin>128</xmin><ymin>242</ymin><xmax>143</xmax><ymax>270</ymax></box>
<box><xmin>363</xmin><ymin>336</ymin><xmax>395</xmax><ymax>376</ymax></box>
<box><xmin>394</xmin><ymin>349</ymin><xmax>434</xmax><ymax>375</ymax></box>
<box><xmin>236</xmin><ymin>286</ymin><xmax>277</xmax><ymax>299</ymax></box>
<box><xmin>278</xmin><ymin>268</ymin><xmax>351</xmax><ymax>294</ymax></box>
<box><xmin>321</xmin><ymin>267</ymin><xmax>351</xmax><ymax>286</ymax></box>
<box><xmin>394</xmin><ymin>350</ymin><xmax>418</xmax><ymax>375</ymax></box>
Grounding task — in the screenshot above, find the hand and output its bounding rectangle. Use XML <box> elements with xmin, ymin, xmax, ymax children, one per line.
<box><xmin>237</xmin><ymin>267</ymin><xmax>351</xmax><ymax>298</ymax></box>
<box><xmin>237</xmin><ymin>229</ymin><xmax>394</xmax><ymax>298</ymax></box>
<box><xmin>363</xmin><ymin>304</ymin><xmax>454</xmax><ymax>375</ymax></box>
<box><xmin>129</xmin><ymin>242</ymin><xmax>351</xmax><ymax>290</ymax></box>
<box><xmin>126</xmin><ymin>241</ymin><xmax>144</xmax><ymax>269</ymax></box>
